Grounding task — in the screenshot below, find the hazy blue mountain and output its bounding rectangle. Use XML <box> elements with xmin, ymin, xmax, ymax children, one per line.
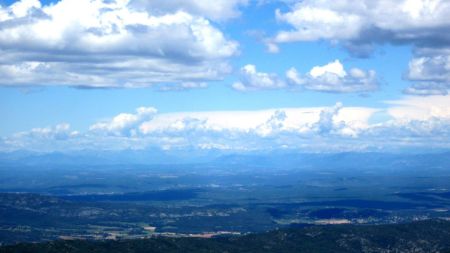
<box><xmin>1</xmin><ymin>150</ymin><xmax>450</xmax><ymax>169</ymax></box>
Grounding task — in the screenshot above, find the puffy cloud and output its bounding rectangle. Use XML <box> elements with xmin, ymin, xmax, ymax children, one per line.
<box><xmin>2</xmin><ymin>123</ymin><xmax>79</xmax><ymax>151</ymax></box>
<box><xmin>232</xmin><ymin>64</ymin><xmax>286</xmax><ymax>91</ymax></box>
<box><xmin>255</xmin><ymin>110</ymin><xmax>288</xmax><ymax>137</ymax></box>
<box><xmin>286</xmin><ymin>60</ymin><xmax>379</xmax><ymax>93</ymax></box>
<box><xmin>308</xmin><ymin>102</ymin><xmax>373</xmax><ymax>137</ymax></box>
<box><xmin>404</xmin><ymin>49</ymin><xmax>450</xmax><ymax>95</ymax></box>
<box><xmin>270</xmin><ymin>0</ymin><xmax>450</xmax><ymax>95</ymax></box>
<box><xmin>314</xmin><ymin>102</ymin><xmax>343</xmax><ymax>134</ymax></box>
<box><xmin>310</xmin><ymin>60</ymin><xmax>346</xmax><ymax>78</ymax></box>
<box><xmin>274</xmin><ymin>4</ymin><xmax>363</xmax><ymax>43</ymax></box>
<box><xmin>232</xmin><ymin>61</ymin><xmax>378</xmax><ymax>93</ymax></box>
<box><xmin>89</xmin><ymin>107</ymin><xmax>157</xmax><ymax>136</ymax></box>
<box><xmin>7</xmin><ymin>0</ymin><xmax>41</xmax><ymax>17</ymax></box>
<box><xmin>0</xmin><ymin>0</ymin><xmax>239</xmax><ymax>88</ymax></box>
<box><xmin>271</xmin><ymin>0</ymin><xmax>450</xmax><ymax>52</ymax></box>
<box><xmin>27</xmin><ymin>123</ymin><xmax>78</xmax><ymax>140</ymax></box>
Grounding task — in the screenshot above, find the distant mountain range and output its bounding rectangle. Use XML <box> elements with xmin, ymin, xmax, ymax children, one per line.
<box><xmin>1</xmin><ymin>149</ymin><xmax>450</xmax><ymax>170</ymax></box>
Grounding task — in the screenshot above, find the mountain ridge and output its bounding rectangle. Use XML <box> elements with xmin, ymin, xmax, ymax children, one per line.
<box><xmin>2</xmin><ymin>219</ymin><xmax>450</xmax><ymax>253</ymax></box>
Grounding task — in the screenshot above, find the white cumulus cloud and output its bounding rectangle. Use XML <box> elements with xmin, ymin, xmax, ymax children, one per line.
<box><xmin>89</xmin><ymin>107</ymin><xmax>157</xmax><ymax>136</ymax></box>
<box><xmin>233</xmin><ymin>60</ymin><xmax>378</xmax><ymax>93</ymax></box>
<box><xmin>272</xmin><ymin>0</ymin><xmax>450</xmax><ymax>53</ymax></box>
<box><xmin>269</xmin><ymin>0</ymin><xmax>450</xmax><ymax>95</ymax></box>
<box><xmin>287</xmin><ymin>60</ymin><xmax>379</xmax><ymax>93</ymax></box>
<box><xmin>232</xmin><ymin>64</ymin><xmax>286</xmax><ymax>91</ymax></box>
<box><xmin>0</xmin><ymin>0</ymin><xmax>239</xmax><ymax>88</ymax></box>
<box><xmin>404</xmin><ymin>49</ymin><xmax>450</xmax><ymax>95</ymax></box>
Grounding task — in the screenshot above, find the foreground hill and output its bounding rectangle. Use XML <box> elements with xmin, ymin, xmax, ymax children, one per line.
<box><xmin>2</xmin><ymin>220</ymin><xmax>450</xmax><ymax>253</ymax></box>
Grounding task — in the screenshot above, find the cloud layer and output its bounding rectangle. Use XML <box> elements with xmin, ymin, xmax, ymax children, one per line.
<box><xmin>0</xmin><ymin>0</ymin><xmax>239</xmax><ymax>88</ymax></box>
<box><xmin>3</xmin><ymin>95</ymin><xmax>450</xmax><ymax>152</ymax></box>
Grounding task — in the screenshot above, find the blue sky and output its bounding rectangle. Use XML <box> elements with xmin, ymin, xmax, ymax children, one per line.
<box><xmin>1</xmin><ymin>0</ymin><xmax>450</xmax><ymax>152</ymax></box>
